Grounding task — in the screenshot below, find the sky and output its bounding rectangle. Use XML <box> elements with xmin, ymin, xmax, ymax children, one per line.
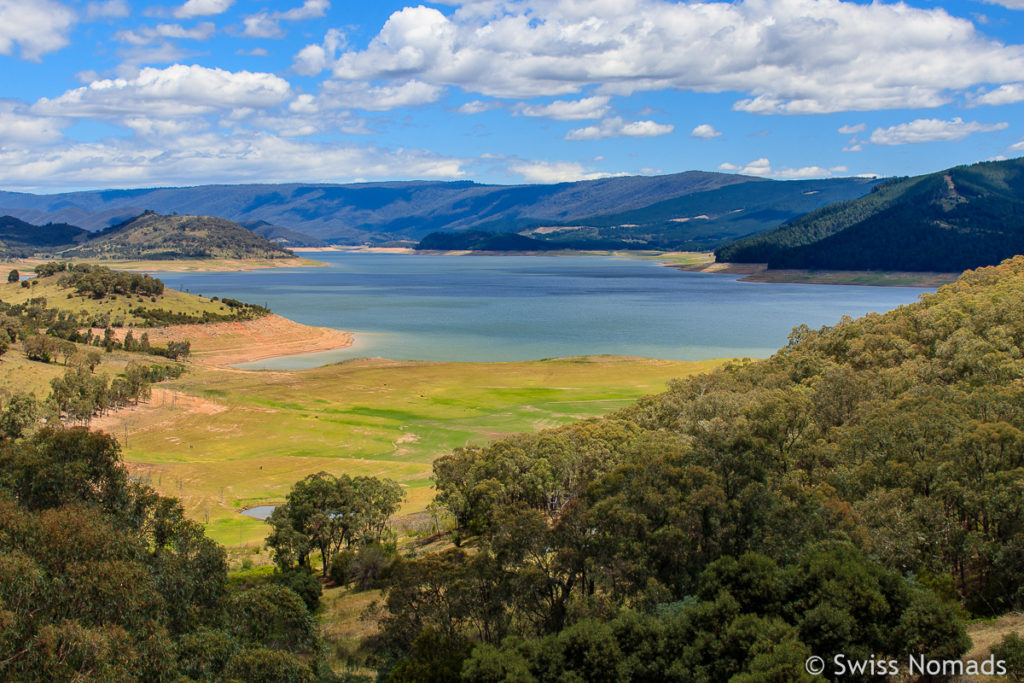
<box><xmin>1</xmin><ymin>0</ymin><xmax>1024</xmax><ymax>192</ymax></box>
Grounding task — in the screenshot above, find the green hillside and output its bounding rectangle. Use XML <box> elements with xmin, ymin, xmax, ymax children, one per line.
<box><xmin>63</xmin><ymin>211</ymin><xmax>294</xmax><ymax>260</ymax></box>
<box><xmin>717</xmin><ymin>157</ymin><xmax>1024</xmax><ymax>271</ymax></box>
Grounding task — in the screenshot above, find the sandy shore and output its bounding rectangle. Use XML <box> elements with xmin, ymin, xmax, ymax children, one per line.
<box><xmin>104</xmin><ymin>314</ymin><xmax>354</xmax><ymax>366</ymax></box>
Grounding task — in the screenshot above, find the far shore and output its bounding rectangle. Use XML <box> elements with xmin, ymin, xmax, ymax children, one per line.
<box><xmin>300</xmin><ymin>246</ymin><xmax>960</xmax><ymax>287</ymax></box>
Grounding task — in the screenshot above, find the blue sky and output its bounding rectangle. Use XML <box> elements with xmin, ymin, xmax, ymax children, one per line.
<box><xmin>1</xmin><ymin>0</ymin><xmax>1023</xmax><ymax>191</ymax></box>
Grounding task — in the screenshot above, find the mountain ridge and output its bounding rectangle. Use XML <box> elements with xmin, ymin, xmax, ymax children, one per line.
<box><xmin>0</xmin><ymin>171</ymin><xmax>875</xmax><ymax>246</ymax></box>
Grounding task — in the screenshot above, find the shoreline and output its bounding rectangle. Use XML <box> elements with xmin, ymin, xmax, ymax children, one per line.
<box><xmin>106</xmin><ymin>313</ymin><xmax>355</xmax><ymax>366</ymax></box>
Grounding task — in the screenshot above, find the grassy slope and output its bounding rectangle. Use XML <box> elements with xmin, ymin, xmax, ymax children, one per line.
<box><xmin>3</xmin><ymin>256</ymin><xmax>325</xmax><ymax>273</ymax></box>
<box><xmin>103</xmin><ymin>356</ymin><xmax>724</xmax><ymax>546</ymax></box>
<box><xmin>0</xmin><ymin>273</ymin><xmax>238</xmax><ymax>325</ymax></box>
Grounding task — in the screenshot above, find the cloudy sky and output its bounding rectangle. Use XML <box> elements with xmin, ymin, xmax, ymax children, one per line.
<box><xmin>2</xmin><ymin>0</ymin><xmax>1023</xmax><ymax>191</ymax></box>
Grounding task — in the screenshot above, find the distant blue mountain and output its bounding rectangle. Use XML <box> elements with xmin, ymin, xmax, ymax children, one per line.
<box><xmin>0</xmin><ymin>171</ymin><xmax>877</xmax><ymax>247</ymax></box>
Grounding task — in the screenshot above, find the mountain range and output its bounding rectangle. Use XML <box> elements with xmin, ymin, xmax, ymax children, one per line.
<box><xmin>0</xmin><ymin>171</ymin><xmax>876</xmax><ymax>247</ymax></box>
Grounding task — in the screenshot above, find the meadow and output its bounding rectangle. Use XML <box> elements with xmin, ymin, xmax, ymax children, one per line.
<box><xmin>101</xmin><ymin>355</ymin><xmax>723</xmax><ymax>546</ymax></box>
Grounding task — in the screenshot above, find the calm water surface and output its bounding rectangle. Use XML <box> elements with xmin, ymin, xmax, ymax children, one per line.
<box><xmin>153</xmin><ymin>252</ymin><xmax>932</xmax><ymax>368</ymax></box>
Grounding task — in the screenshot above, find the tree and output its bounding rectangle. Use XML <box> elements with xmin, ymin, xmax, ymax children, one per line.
<box><xmin>7</xmin><ymin>269</ymin><xmax>18</xmax><ymax>283</ymax></box>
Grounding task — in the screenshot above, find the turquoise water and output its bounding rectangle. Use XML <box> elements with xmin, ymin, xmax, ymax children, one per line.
<box><xmin>153</xmin><ymin>252</ymin><xmax>932</xmax><ymax>368</ymax></box>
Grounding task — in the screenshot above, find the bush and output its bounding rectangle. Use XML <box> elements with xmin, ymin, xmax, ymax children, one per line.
<box><xmin>273</xmin><ymin>568</ymin><xmax>322</xmax><ymax>612</ymax></box>
<box><xmin>329</xmin><ymin>550</ymin><xmax>355</xmax><ymax>587</ymax></box>
<box><xmin>351</xmin><ymin>543</ymin><xmax>395</xmax><ymax>591</ymax></box>
<box><xmin>993</xmin><ymin>633</ymin><xmax>1024</xmax><ymax>683</ymax></box>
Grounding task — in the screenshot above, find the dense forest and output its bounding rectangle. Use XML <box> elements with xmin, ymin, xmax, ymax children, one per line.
<box><xmin>716</xmin><ymin>158</ymin><xmax>1024</xmax><ymax>272</ymax></box>
<box><xmin>365</xmin><ymin>256</ymin><xmax>1024</xmax><ymax>680</ymax></box>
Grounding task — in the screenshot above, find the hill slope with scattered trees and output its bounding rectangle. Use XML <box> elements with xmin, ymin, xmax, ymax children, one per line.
<box><xmin>63</xmin><ymin>211</ymin><xmax>294</xmax><ymax>260</ymax></box>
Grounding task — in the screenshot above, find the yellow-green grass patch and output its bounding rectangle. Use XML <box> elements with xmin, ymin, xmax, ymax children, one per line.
<box><xmin>107</xmin><ymin>355</ymin><xmax>724</xmax><ymax>546</ymax></box>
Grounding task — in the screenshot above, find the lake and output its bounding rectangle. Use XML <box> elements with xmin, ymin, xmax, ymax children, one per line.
<box><xmin>153</xmin><ymin>251</ymin><xmax>933</xmax><ymax>368</ymax></box>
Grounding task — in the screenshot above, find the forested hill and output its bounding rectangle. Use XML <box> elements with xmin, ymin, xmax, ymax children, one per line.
<box><xmin>367</xmin><ymin>256</ymin><xmax>1024</xmax><ymax>679</ymax></box>
<box><xmin>63</xmin><ymin>211</ymin><xmax>294</xmax><ymax>260</ymax></box>
<box><xmin>716</xmin><ymin>157</ymin><xmax>1024</xmax><ymax>271</ymax></box>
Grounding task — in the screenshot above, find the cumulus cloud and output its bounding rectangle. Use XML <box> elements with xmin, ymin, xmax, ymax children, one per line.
<box><xmin>719</xmin><ymin>158</ymin><xmax>848</xmax><ymax>179</ymax></box>
<box><xmin>244</xmin><ymin>0</ymin><xmax>329</xmax><ymax>38</ymax></box>
<box><xmin>973</xmin><ymin>83</ymin><xmax>1024</xmax><ymax>106</ymax></box>
<box><xmin>691</xmin><ymin>124</ymin><xmax>721</xmax><ymax>139</ymax></box>
<box><xmin>116</xmin><ymin>22</ymin><xmax>215</xmax><ymax>46</ymax></box>
<box><xmin>299</xmin><ymin>0</ymin><xmax>1024</xmax><ymax>113</ymax></box>
<box><xmin>0</xmin><ymin>101</ymin><xmax>65</xmax><ymax>143</ymax></box>
<box><xmin>0</xmin><ymin>0</ymin><xmax>76</xmax><ymax>60</ymax></box>
<box><xmin>869</xmin><ymin>117</ymin><xmax>1009</xmax><ymax>145</ymax></box>
<box><xmin>86</xmin><ymin>0</ymin><xmax>130</xmax><ymax>20</ymax></box>
<box><xmin>458</xmin><ymin>100</ymin><xmax>504</xmax><ymax>114</ymax></box>
<box><xmin>510</xmin><ymin>160</ymin><xmax>624</xmax><ymax>183</ymax></box>
<box><xmin>292</xmin><ymin>28</ymin><xmax>345</xmax><ymax>76</ymax></box>
<box><xmin>518</xmin><ymin>96</ymin><xmax>610</xmax><ymax>120</ymax></box>
<box><xmin>309</xmin><ymin>80</ymin><xmax>444</xmax><ymax>111</ymax></box>
<box><xmin>33</xmin><ymin>64</ymin><xmax>292</xmax><ymax>119</ymax></box>
<box><xmin>174</xmin><ymin>0</ymin><xmax>232</xmax><ymax>19</ymax></box>
<box><xmin>0</xmin><ymin>131</ymin><xmax>466</xmax><ymax>190</ymax></box>
<box><xmin>1008</xmin><ymin>141</ymin><xmax>1024</xmax><ymax>152</ymax></box>
<box><xmin>565</xmin><ymin>117</ymin><xmax>673</xmax><ymax>141</ymax></box>
<box><xmin>838</xmin><ymin>123</ymin><xmax>866</xmax><ymax>134</ymax></box>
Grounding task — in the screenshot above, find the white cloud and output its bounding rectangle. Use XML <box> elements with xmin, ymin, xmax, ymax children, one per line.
<box><xmin>458</xmin><ymin>100</ymin><xmax>504</xmax><ymax>114</ymax></box>
<box><xmin>237</xmin><ymin>48</ymin><xmax>269</xmax><ymax>57</ymax></box>
<box><xmin>980</xmin><ymin>0</ymin><xmax>1024</xmax><ymax>9</ymax></box>
<box><xmin>243</xmin><ymin>0</ymin><xmax>329</xmax><ymax>39</ymax></box>
<box><xmin>292</xmin><ymin>28</ymin><xmax>345</xmax><ymax>76</ymax></box>
<box><xmin>0</xmin><ymin>131</ymin><xmax>466</xmax><ymax>190</ymax></box>
<box><xmin>116</xmin><ymin>22</ymin><xmax>215</xmax><ymax>46</ymax></box>
<box><xmin>1006</xmin><ymin>141</ymin><xmax>1024</xmax><ymax>152</ymax></box>
<box><xmin>0</xmin><ymin>102</ymin><xmax>65</xmax><ymax>143</ymax></box>
<box><xmin>0</xmin><ymin>0</ymin><xmax>76</xmax><ymax>61</ymax></box>
<box><xmin>311</xmin><ymin>80</ymin><xmax>444</xmax><ymax>111</ymax></box>
<box><xmin>565</xmin><ymin>117</ymin><xmax>673</xmax><ymax>141</ymax></box>
<box><xmin>510</xmin><ymin>160</ymin><xmax>623</xmax><ymax>184</ymax></box>
<box><xmin>691</xmin><ymin>124</ymin><xmax>721</xmax><ymax>139</ymax></box>
<box><xmin>518</xmin><ymin>96</ymin><xmax>610</xmax><ymax>120</ymax></box>
<box><xmin>869</xmin><ymin>117</ymin><xmax>1009</xmax><ymax>145</ymax></box>
<box><xmin>301</xmin><ymin>0</ymin><xmax>1024</xmax><ymax>113</ymax></box>
<box><xmin>33</xmin><ymin>64</ymin><xmax>292</xmax><ymax>119</ymax></box>
<box><xmin>174</xmin><ymin>0</ymin><xmax>232</xmax><ymax>19</ymax></box>
<box><xmin>838</xmin><ymin>123</ymin><xmax>866</xmax><ymax>134</ymax></box>
<box><xmin>718</xmin><ymin>158</ymin><xmax>847</xmax><ymax>179</ymax></box>
<box><xmin>973</xmin><ymin>83</ymin><xmax>1024</xmax><ymax>106</ymax></box>
<box><xmin>86</xmin><ymin>0</ymin><xmax>129</xmax><ymax>20</ymax></box>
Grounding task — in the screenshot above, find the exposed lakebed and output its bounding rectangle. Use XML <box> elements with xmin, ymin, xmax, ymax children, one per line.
<box><xmin>152</xmin><ymin>251</ymin><xmax>933</xmax><ymax>368</ymax></box>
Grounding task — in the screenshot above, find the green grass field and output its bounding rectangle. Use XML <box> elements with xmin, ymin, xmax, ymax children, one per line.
<box><xmin>108</xmin><ymin>355</ymin><xmax>724</xmax><ymax>546</ymax></box>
